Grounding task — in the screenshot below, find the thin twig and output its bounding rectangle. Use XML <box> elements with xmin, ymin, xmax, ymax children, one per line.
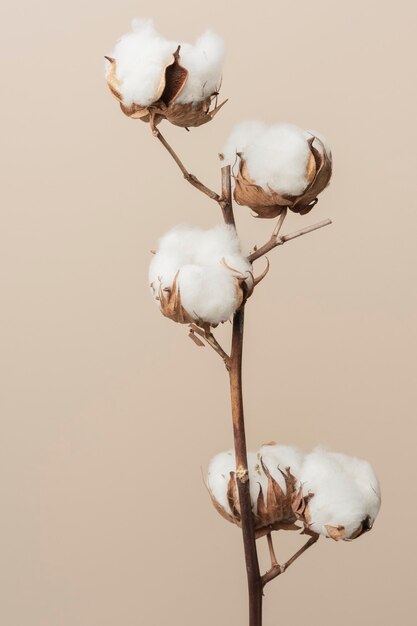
<box><xmin>266</xmin><ymin>533</ymin><xmax>278</xmax><ymax>568</ymax></box>
<box><xmin>154</xmin><ymin>129</ymin><xmax>222</xmax><ymax>203</ymax></box>
<box><xmin>189</xmin><ymin>324</ymin><xmax>231</xmax><ymax>370</ymax></box>
<box><xmin>261</xmin><ymin>535</ymin><xmax>319</xmax><ymax>587</ymax></box>
<box><xmin>272</xmin><ymin>208</ymin><xmax>288</xmax><ymax>238</ymax></box>
<box><xmin>249</xmin><ymin>218</ymin><xmax>332</xmax><ymax>263</ymax></box>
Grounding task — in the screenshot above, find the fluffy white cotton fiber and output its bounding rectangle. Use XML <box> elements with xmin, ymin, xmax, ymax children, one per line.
<box><xmin>300</xmin><ymin>448</ymin><xmax>381</xmax><ymax>539</ymax></box>
<box><xmin>259</xmin><ymin>443</ymin><xmax>304</xmax><ymax>480</ymax></box>
<box><xmin>108</xmin><ymin>19</ymin><xmax>224</xmax><ymax>107</ymax></box>
<box><xmin>222</xmin><ymin>122</ymin><xmax>330</xmax><ymax>196</ymax></box>
<box><xmin>149</xmin><ymin>225</ymin><xmax>252</xmax><ymax>325</ymax></box>
<box><xmin>175</xmin><ymin>31</ymin><xmax>224</xmax><ymax>104</ymax></box>
<box><xmin>207</xmin><ymin>444</ymin><xmax>380</xmax><ymax>540</ymax></box>
<box><xmin>221</xmin><ymin>121</ymin><xmax>267</xmax><ymax>167</ymax></box>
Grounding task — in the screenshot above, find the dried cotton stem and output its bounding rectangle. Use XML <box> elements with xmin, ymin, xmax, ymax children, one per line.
<box><xmin>154</xmin><ymin>128</ymin><xmax>223</xmax><ymax>203</ymax></box>
<box><xmin>261</xmin><ymin>534</ymin><xmax>319</xmax><ymax>587</ymax></box>
<box><xmin>249</xmin><ymin>219</ymin><xmax>332</xmax><ymax>263</ymax></box>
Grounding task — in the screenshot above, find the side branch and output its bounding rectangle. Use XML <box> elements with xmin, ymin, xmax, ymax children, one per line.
<box><xmin>188</xmin><ymin>324</ymin><xmax>231</xmax><ymax>370</ymax></box>
<box><xmin>261</xmin><ymin>534</ymin><xmax>319</xmax><ymax>587</ymax></box>
<box><xmin>249</xmin><ymin>219</ymin><xmax>332</xmax><ymax>263</ymax></box>
<box><xmin>154</xmin><ymin>129</ymin><xmax>222</xmax><ymax>203</ymax></box>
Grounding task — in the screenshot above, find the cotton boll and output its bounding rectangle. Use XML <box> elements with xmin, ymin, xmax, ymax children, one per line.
<box><xmin>111</xmin><ymin>19</ymin><xmax>175</xmax><ymax>107</ymax></box>
<box><xmin>178</xmin><ymin>264</ymin><xmax>240</xmax><ymax>324</ymax></box>
<box><xmin>175</xmin><ymin>31</ymin><xmax>224</xmax><ymax>104</ymax></box>
<box><xmin>207</xmin><ymin>447</ymin><xmax>304</xmax><ymax>529</ymax></box>
<box><xmin>207</xmin><ymin>451</ymin><xmax>235</xmax><ymax>515</ymax></box>
<box><xmin>245</xmin><ymin>123</ymin><xmax>311</xmax><ymax>196</ymax></box>
<box><xmin>300</xmin><ymin>448</ymin><xmax>381</xmax><ymax>539</ymax></box>
<box><xmin>221</xmin><ymin>121</ymin><xmax>267</xmax><ymax>166</ymax></box>
<box><xmin>149</xmin><ymin>224</ymin><xmax>252</xmax><ymax>325</ymax></box>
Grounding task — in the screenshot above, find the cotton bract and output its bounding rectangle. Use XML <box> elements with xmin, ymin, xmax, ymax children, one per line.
<box><xmin>221</xmin><ymin>122</ymin><xmax>332</xmax><ymax>218</ymax></box>
<box><xmin>207</xmin><ymin>443</ymin><xmax>380</xmax><ymax>541</ymax></box>
<box><xmin>105</xmin><ymin>19</ymin><xmax>226</xmax><ymax>128</ymax></box>
<box><xmin>149</xmin><ymin>225</ymin><xmax>253</xmax><ymax>327</ymax></box>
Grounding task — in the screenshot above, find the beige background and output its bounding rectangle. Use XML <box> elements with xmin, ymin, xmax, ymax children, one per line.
<box><xmin>1</xmin><ymin>0</ymin><xmax>416</xmax><ymax>624</ymax></box>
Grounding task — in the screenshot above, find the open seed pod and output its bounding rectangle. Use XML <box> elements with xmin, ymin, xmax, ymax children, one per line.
<box><xmin>207</xmin><ymin>449</ymin><xmax>312</xmax><ymax>537</ymax></box>
<box><xmin>105</xmin><ymin>46</ymin><xmax>226</xmax><ymax>129</ymax></box>
<box><xmin>149</xmin><ymin>225</ymin><xmax>255</xmax><ymax>327</ymax></box>
<box><xmin>207</xmin><ymin>444</ymin><xmax>381</xmax><ymax>541</ymax></box>
<box><xmin>234</xmin><ymin>134</ymin><xmax>332</xmax><ymax>218</ymax></box>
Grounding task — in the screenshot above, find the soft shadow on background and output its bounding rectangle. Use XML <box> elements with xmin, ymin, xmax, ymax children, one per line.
<box><xmin>1</xmin><ymin>1</ymin><xmax>416</xmax><ymax>624</ymax></box>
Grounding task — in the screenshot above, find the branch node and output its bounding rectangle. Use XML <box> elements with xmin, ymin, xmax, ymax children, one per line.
<box><xmin>236</xmin><ymin>466</ymin><xmax>249</xmax><ymax>483</ymax></box>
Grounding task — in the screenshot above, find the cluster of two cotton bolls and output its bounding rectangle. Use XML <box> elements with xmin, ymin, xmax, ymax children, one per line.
<box><xmin>105</xmin><ymin>22</ymin><xmax>332</xmax><ymax>217</ymax></box>
<box><xmin>149</xmin><ymin>225</ymin><xmax>254</xmax><ymax>327</ymax></box>
<box><xmin>207</xmin><ymin>444</ymin><xmax>381</xmax><ymax>541</ymax></box>
<box><xmin>105</xmin><ymin>19</ymin><xmax>225</xmax><ymax>128</ymax></box>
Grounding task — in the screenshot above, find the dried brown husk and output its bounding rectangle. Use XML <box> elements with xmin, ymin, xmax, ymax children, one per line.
<box><xmin>154</xmin><ymin>272</ymin><xmax>194</xmax><ymax>325</ymax></box>
<box><xmin>233</xmin><ymin>137</ymin><xmax>332</xmax><ymax>218</ymax></box>
<box><xmin>210</xmin><ymin>458</ymin><xmax>312</xmax><ymax>536</ymax></box>
<box><xmin>105</xmin><ymin>47</ymin><xmax>226</xmax><ymax>129</ymax></box>
<box><xmin>324</xmin><ymin>515</ymin><xmax>374</xmax><ymax>542</ymax></box>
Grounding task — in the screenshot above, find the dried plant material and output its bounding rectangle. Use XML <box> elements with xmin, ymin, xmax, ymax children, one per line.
<box><xmin>105</xmin><ymin>19</ymin><xmax>225</xmax><ymax>128</ymax></box>
<box><xmin>149</xmin><ymin>225</ymin><xmax>253</xmax><ymax>326</ymax></box>
<box><xmin>222</xmin><ymin>122</ymin><xmax>332</xmax><ymax>218</ymax></box>
<box><xmin>207</xmin><ymin>448</ymin><xmax>309</xmax><ymax>533</ymax></box>
<box><xmin>325</xmin><ymin>525</ymin><xmax>347</xmax><ymax>541</ymax></box>
<box><xmin>207</xmin><ymin>444</ymin><xmax>381</xmax><ymax>541</ymax></box>
<box><xmin>155</xmin><ymin>272</ymin><xmax>194</xmax><ymax>325</ymax></box>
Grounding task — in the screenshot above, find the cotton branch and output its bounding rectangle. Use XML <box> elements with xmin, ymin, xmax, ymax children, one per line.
<box><xmin>188</xmin><ymin>324</ymin><xmax>231</xmax><ymax>370</ymax></box>
<box><xmin>154</xmin><ymin>128</ymin><xmax>224</xmax><ymax>201</ymax></box>
<box><xmin>261</xmin><ymin>534</ymin><xmax>319</xmax><ymax>587</ymax></box>
<box><xmin>249</xmin><ymin>218</ymin><xmax>332</xmax><ymax>263</ymax></box>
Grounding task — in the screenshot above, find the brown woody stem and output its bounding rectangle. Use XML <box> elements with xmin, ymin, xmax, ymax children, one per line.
<box><xmin>221</xmin><ymin>167</ymin><xmax>262</xmax><ymax>626</ymax></box>
<box><xmin>230</xmin><ymin>306</ymin><xmax>263</xmax><ymax>625</ymax></box>
<box><xmin>154</xmin><ymin>129</ymin><xmax>223</xmax><ymax>204</ymax></box>
<box><xmin>261</xmin><ymin>534</ymin><xmax>319</xmax><ymax>587</ymax></box>
<box><xmin>220</xmin><ymin>165</ymin><xmax>236</xmax><ymax>226</ymax></box>
<box><xmin>249</xmin><ymin>218</ymin><xmax>332</xmax><ymax>263</ymax></box>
